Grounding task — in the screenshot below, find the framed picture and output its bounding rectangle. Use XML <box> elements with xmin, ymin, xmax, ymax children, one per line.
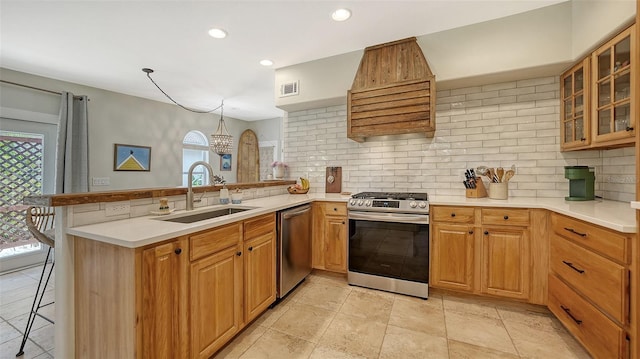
<box><xmin>114</xmin><ymin>144</ymin><xmax>151</xmax><ymax>171</ymax></box>
<box><xmin>220</xmin><ymin>154</ymin><xmax>232</xmax><ymax>171</ymax></box>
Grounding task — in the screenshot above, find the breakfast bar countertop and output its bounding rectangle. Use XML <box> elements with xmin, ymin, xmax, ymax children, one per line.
<box><xmin>66</xmin><ymin>193</ymin><xmax>351</xmax><ymax>248</ymax></box>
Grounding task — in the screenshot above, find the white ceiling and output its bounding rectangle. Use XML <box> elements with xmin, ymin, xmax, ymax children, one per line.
<box><xmin>1</xmin><ymin>0</ymin><xmax>567</xmax><ymax>121</ymax></box>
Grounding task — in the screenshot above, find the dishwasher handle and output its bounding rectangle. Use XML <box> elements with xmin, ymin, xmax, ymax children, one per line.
<box><xmin>282</xmin><ymin>205</ymin><xmax>311</xmax><ymax>219</ymax></box>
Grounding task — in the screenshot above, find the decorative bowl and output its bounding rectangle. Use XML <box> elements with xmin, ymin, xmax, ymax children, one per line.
<box><xmin>287</xmin><ymin>186</ymin><xmax>309</xmax><ymax>194</ymax></box>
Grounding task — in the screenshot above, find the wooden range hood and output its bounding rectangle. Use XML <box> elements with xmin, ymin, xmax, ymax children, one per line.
<box><xmin>347</xmin><ymin>37</ymin><xmax>436</xmax><ymax>142</ymax></box>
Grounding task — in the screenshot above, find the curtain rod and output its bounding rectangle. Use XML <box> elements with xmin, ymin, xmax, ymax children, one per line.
<box><xmin>0</xmin><ymin>79</ymin><xmax>87</xmax><ymax>100</ymax></box>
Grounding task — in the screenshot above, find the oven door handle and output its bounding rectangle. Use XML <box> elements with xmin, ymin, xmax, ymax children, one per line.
<box><xmin>348</xmin><ymin>211</ymin><xmax>429</xmax><ymax>224</ymax></box>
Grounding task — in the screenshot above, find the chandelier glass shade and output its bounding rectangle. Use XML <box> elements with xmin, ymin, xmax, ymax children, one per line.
<box><xmin>210</xmin><ymin>108</ymin><xmax>233</xmax><ymax>155</ymax></box>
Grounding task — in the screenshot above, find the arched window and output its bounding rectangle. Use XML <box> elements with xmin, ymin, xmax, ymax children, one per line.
<box><xmin>182</xmin><ymin>131</ymin><xmax>210</xmax><ymax>186</ymax></box>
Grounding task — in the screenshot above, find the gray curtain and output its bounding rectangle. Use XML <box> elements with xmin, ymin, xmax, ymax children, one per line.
<box><xmin>55</xmin><ymin>92</ymin><xmax>89</xmax><ymax>193</ymax></box>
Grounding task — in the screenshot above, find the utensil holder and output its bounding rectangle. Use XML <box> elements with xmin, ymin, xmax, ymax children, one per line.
<box><xmin>465</xmin><ymin>178</ymin><xmax>487</xmax><ymax>198</ymax></box>
<box><xmin>489</xmin><ymin>182</ymin><xmax>508</xmax><ymax>200</ymax></box>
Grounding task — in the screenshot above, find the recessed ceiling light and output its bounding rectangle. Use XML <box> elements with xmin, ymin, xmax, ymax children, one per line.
<box><xmin>260</xmin><ymin>59</ymin><xmax>274</xmax><ymax>67</ymax></box>
<box><xmin>331</xmin><ymin>8</ymin><xmax>351</xmax><ymax>22</ymax></box>
<box><xmin>208</xmin><ymin>28</ymin><xmax>227</xmax><ymax>39</ymax></box>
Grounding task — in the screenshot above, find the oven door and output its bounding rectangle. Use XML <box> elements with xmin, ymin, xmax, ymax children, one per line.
<box><xmin>348</xmin><ymin>211</ymin><xmax>429</xmax><ymax>284</ymax></box>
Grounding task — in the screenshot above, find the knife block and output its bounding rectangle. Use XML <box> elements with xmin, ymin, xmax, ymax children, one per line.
<box><xmin>465</xmin><ymin>178</ymin><xmax>487</xmax><ymax>198</ymax></box>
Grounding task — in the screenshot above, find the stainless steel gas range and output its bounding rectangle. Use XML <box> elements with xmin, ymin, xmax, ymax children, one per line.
<box><xmin>347</xmin><ymin>192</ymin><xmax>429</xmax><ymax>298</ymax></box>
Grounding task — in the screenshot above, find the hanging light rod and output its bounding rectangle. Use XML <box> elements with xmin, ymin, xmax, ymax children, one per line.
<box><xmin>142</xmin><ymin>68</ymin><xmax>222</xmax><ymax>114</ymax></box>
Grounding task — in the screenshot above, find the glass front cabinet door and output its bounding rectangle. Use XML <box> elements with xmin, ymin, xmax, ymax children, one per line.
<box><xmin>560</xmin><ymin>58</ymin><xmax>590</xmax><ymax>151</ymax></box>
<box><xmin>592</xmin><ymin>24</ymin><xmax>636</xmax><ymax>147</ymax></box>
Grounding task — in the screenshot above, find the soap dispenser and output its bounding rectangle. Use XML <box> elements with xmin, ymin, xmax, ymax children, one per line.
<box><xmin>220</xmin><ymin>185</ymin><xmax>230</xmax><ymax>204</ymax></box>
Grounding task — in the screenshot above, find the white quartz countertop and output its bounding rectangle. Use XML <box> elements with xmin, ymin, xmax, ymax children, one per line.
<box><xmin>66</xmin><ymin>193</ymin><xmax>350</xmax><ymax>248</ymax></box>
<box><xmin>430</xmin><ymin>196</ymin><xmax>636</xmax><ymax>233</ymax></box>
<box><xmin>67</xmin><ymin>193</ymin><xmax>636</xmax><ymax>249</ymax></box>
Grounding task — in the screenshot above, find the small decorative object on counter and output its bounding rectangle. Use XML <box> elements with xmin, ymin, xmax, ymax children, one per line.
<box><xmin>288</xmin><ymin>177</ymin><xmax>310</xmax><ymax>194</ymax></box>
<box><xmin>159</xmin><ymin>198</ymin><xmax>170</xmax><ymax>213</ymax></box>
<box><xmin>220</xmin><ymin>185</ymin><xmax>230</xmax><ymax>204</ymax></box>
<box><xmin>231</xmin><ymin>189</ymin><xmax>243</xmax><ymax>204</ymax></box>
<box><xmin>271</xmin><ymin>161</ymin><xmax>288</xmax><ymax>179</ymax></box>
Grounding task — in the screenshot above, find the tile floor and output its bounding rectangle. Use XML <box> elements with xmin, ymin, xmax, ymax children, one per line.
<box><xmin>0</xmin><ymin>264</ymin><xmax>54</xmax><ymax>359</ymax></box>
<box><xmin>0</xmin><ymin>267</ymin><xmax>591</xmax><ymax>359</ymax></box>
<box><xmin>215</xmin><ymin>271</ymin><xmax>591</xmax><ymax>359</ymax></box>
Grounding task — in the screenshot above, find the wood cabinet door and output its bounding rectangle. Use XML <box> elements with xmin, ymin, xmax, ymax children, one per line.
<box><xmin>430</xmin><ymin>223</ymin><xmax>475</xmax><ymax>292</ymax></box>
<box><xmin>244</xmin><ymin>232</ymin><xmax>276</xmax><ymax>323</ymax></box>
<box><xmin>141</xmin><ymin>239</ymin><xmax>188</xmax><ymax>359</ymax></box>
<box><xmin>324</xmin><ymin>215</ymin><xmax>347</xmax><ymax>273</ymax></box>
<box><xmin>190</xmin><ymin>245</ymin><xmax>243</xmax><ymax>359</ymax></box>
<box><xmin>311</xmin><ymin>203</ymin><xmax>326</xmax><ymax>270</ymax></box>
<box><xmin>561</xmin><ymin>58</ymin><xmax>591</xmax><ymax>151</ymax></box>
<box><xmin>481</xmin><ymin>226</ymin><xmax>530</xmax><ymax>300</ymax></box>
<box><xmin>591</xmin><ymin>24</ymin><xmax>636</xmax><ymax>147</ymax></box>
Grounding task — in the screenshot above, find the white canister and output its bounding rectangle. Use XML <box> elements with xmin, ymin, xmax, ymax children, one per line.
<box><xmin>231</xmin><ymin>190</ymin><xmax>243</xmax><ymax>204</ymax></box>
<box><xmin>220</xmin><ymin>188</ymin><xmax>230</xmax><ymax>204</ymax></box>
<box><xmin>489</xmin><ymin>182</ymin><xmax>508</xmax><ymax>200</ymax></box>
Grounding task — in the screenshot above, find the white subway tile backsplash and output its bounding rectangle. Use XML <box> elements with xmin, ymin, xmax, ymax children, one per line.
<box><xmin>284</xmin><ymin>76</ymin><xmax>634</xmax><ymax>201</ymax></box>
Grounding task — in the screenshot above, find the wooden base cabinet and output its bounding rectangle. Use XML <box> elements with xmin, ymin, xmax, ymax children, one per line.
<box><xmin>312</xmin><ymin>202</ymin><xmax>347</xmax><ymax>273</ymax></box>
<box><xmin>74</xmin><ymin>213</ymin><xmax>277</xmax><ymax>359</ymax></box>
<box><xmin>481</xmin><ymin>226</ymin><xmax>530</xmax><ymax>300</ymax></box>
<box><xmin>141</xmin><ymin>239</ymin><xmax>189</xmax><ymax>359</ymax></box>
<box><xmin>430</xmin><ymin>222</ymin><xmax>474</xmax><ymax>292</ymax></box>
<box><xmin>243</xmin><ymin>214</ymin><xmax>276</xmax><ymax>323</ymax></box>
<box><xmin>549</xmin><ymin>212</ymin><xmax>633</xmax><ymax>359</ymax></box>
<box><xmin>430</xmin><ymin>206</ymin><xmax>543</xmax><ymax>304</ymax></box>
<box><xmin>190</xmin><ymin>245</ymin><xmax>243</xmax><ymax>359</ymax></box>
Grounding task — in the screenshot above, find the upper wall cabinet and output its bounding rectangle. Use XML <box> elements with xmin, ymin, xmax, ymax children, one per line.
<box><xmin>562</xmin><ymin>24</ymin><xmax>636</xmax><ymax>151</ymax></box>
<box><xmin>561</xmin><ymin>58</ymin><xmax>591</xmax><ymax>151</ymax></box>
<box><xmin>347</xmin><ymin>37</ymin><xmax>436</xmax><ymax>143</ymax></box>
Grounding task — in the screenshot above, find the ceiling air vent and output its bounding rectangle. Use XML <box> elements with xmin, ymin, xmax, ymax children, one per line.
<box><xmin>280</xmin><ymin>81</ymin><xmax>299</xmax><ymax>97</ymax></box>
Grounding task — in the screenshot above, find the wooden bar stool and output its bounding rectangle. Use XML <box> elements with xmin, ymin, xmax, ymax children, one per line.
<box><xmin>16</xmin><ymin>206</ymin><xmax>55</xmax><ymax>357</ymax></box>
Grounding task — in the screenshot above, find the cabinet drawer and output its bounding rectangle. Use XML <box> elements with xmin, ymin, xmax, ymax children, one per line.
<box><xmin>190</xmin><ymin>222</ymin><xmax>242</xmax><ymax>261</ymax></box>
<box><xmin>431</xmin><ymin>206</ymin><xmax>475</xmax><ymax>223</ymax></box>
<box><xmin>548</xmin><ymin>275</ymin><xmax>626</xmax><ymax>359</ymax></box>
<box><xmin>551</xmin><ymin>213</ymin><xmax>630</xmax><ymax>264</ymax></box>
<box><xmin>244</xmin><ymin>213</ymin><xmax>275</xmax><ymax>240</ymax></box>
<box><xmin>481</xmin><ymin>208</ymin><xmax>529</xmax><ymax>226</ymax></box>
<box><xmin>551</xmin><ymin>234</ymin><xmax>627</xmax><ymax>324</ymax></box>
<box><xmin>322</xmin><ymin>202</ymin><xmax>347</xmax><ymax>216</ymax></box>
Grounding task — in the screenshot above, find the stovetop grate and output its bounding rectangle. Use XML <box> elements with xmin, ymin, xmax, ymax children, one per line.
<box><xmin>351</xmin><ymin>192</ymin><xmax>428</xmax><ymax>201</ymax></box>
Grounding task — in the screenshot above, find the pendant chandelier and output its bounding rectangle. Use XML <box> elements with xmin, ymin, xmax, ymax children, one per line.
<box><xmin>142</xmin><ymin>68</ymin><xmax>232</xmax><ymax>155</ymax></box>
<box><xmin>210</xmin><ymin>101</ymin><xmax>232</xmax><ymax>155</ymax></box>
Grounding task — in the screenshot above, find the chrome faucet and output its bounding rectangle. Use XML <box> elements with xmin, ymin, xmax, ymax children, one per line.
<box><xmin>186</xmin><ymin>161</ymin><xmax>215</xmax><ymax>211</ymax></box>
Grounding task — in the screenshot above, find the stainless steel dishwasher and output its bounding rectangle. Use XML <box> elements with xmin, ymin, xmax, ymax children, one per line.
<box><xmin>277</xmin><ymin>204</ymin><xmax>312</xmax><ymax>298</ymax></box>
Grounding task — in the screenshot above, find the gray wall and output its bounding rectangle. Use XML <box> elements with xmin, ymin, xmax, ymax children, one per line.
<box><xmin>0</xmin><ymin>68</ymin><xmax>282</xmax><ymax>190</ymax></box>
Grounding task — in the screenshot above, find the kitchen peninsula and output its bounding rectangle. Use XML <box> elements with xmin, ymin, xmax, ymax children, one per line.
<box><xmin>26</xmin><ymin>183</ymin><xmax>636</xmax><ymax>358</ymax></box>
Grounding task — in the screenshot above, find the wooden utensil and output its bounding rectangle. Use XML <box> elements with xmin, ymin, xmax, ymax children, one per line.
<box><xmin>488</xmin><ymin>168</ymin><xmax>495</xmax><ymax>182</ymax></box>
<box><xmin>503</xmin><ymin>170</ymin><xmax>515</xmax><ymax>182</ymax></box>
<box><xmin>496</xmin><ymin>167</ymin><xmax>504</xmax><ymax>182</ymax></box>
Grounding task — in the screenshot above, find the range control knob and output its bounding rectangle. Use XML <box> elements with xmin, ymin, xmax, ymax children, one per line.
<box><xmin>357</xmin><ymin>199</ymin><xmax>364</xmax><ymax>206</ymax></box>
<box><xmin>349</xmin><ymin>199</ymin><xmax>357</xmax><ymax>206</ymax></box>
<box><xmin>418</xmin><ymin>202</ymin><xmax>427</xmax><ymax>208</ymax></box>
<box><xmin>364</xmin><ymin>200</ymin><xmax>372</xmax><ymax>207</ymax></box>
<box><xmin>409</xmin><ymin>201</ymin><xmax>418</xmax><ymax>208</ymax></box>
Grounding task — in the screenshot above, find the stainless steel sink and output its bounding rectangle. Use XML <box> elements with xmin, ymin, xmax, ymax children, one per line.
<box><xmin>158</xmin><ymin>206</ymin><xmax>255</xmax><ymax>223</ymax></box>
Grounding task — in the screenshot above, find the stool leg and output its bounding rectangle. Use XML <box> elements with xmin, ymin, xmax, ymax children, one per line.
<box><xmin>16</xmin><ymin>247</ymin><xmax>53</xmax><ymax>357</ymax></box>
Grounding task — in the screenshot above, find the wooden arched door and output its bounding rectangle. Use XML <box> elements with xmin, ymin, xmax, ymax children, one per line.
<box><xmin>237</xmin><ymin>129</ymin><xmax>260</xmax><ymax>182</ymax></box>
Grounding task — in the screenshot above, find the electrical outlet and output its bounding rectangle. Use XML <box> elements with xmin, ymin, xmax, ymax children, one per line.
<box><xmin>105</xmin><ymin>202</ymin><xmax>130</xmax><ymax>217</ymax></box>
<box><xmin>92</xmin><ymin>177</ymin><xmax>110</xmax><ymax>186</ymax></box>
